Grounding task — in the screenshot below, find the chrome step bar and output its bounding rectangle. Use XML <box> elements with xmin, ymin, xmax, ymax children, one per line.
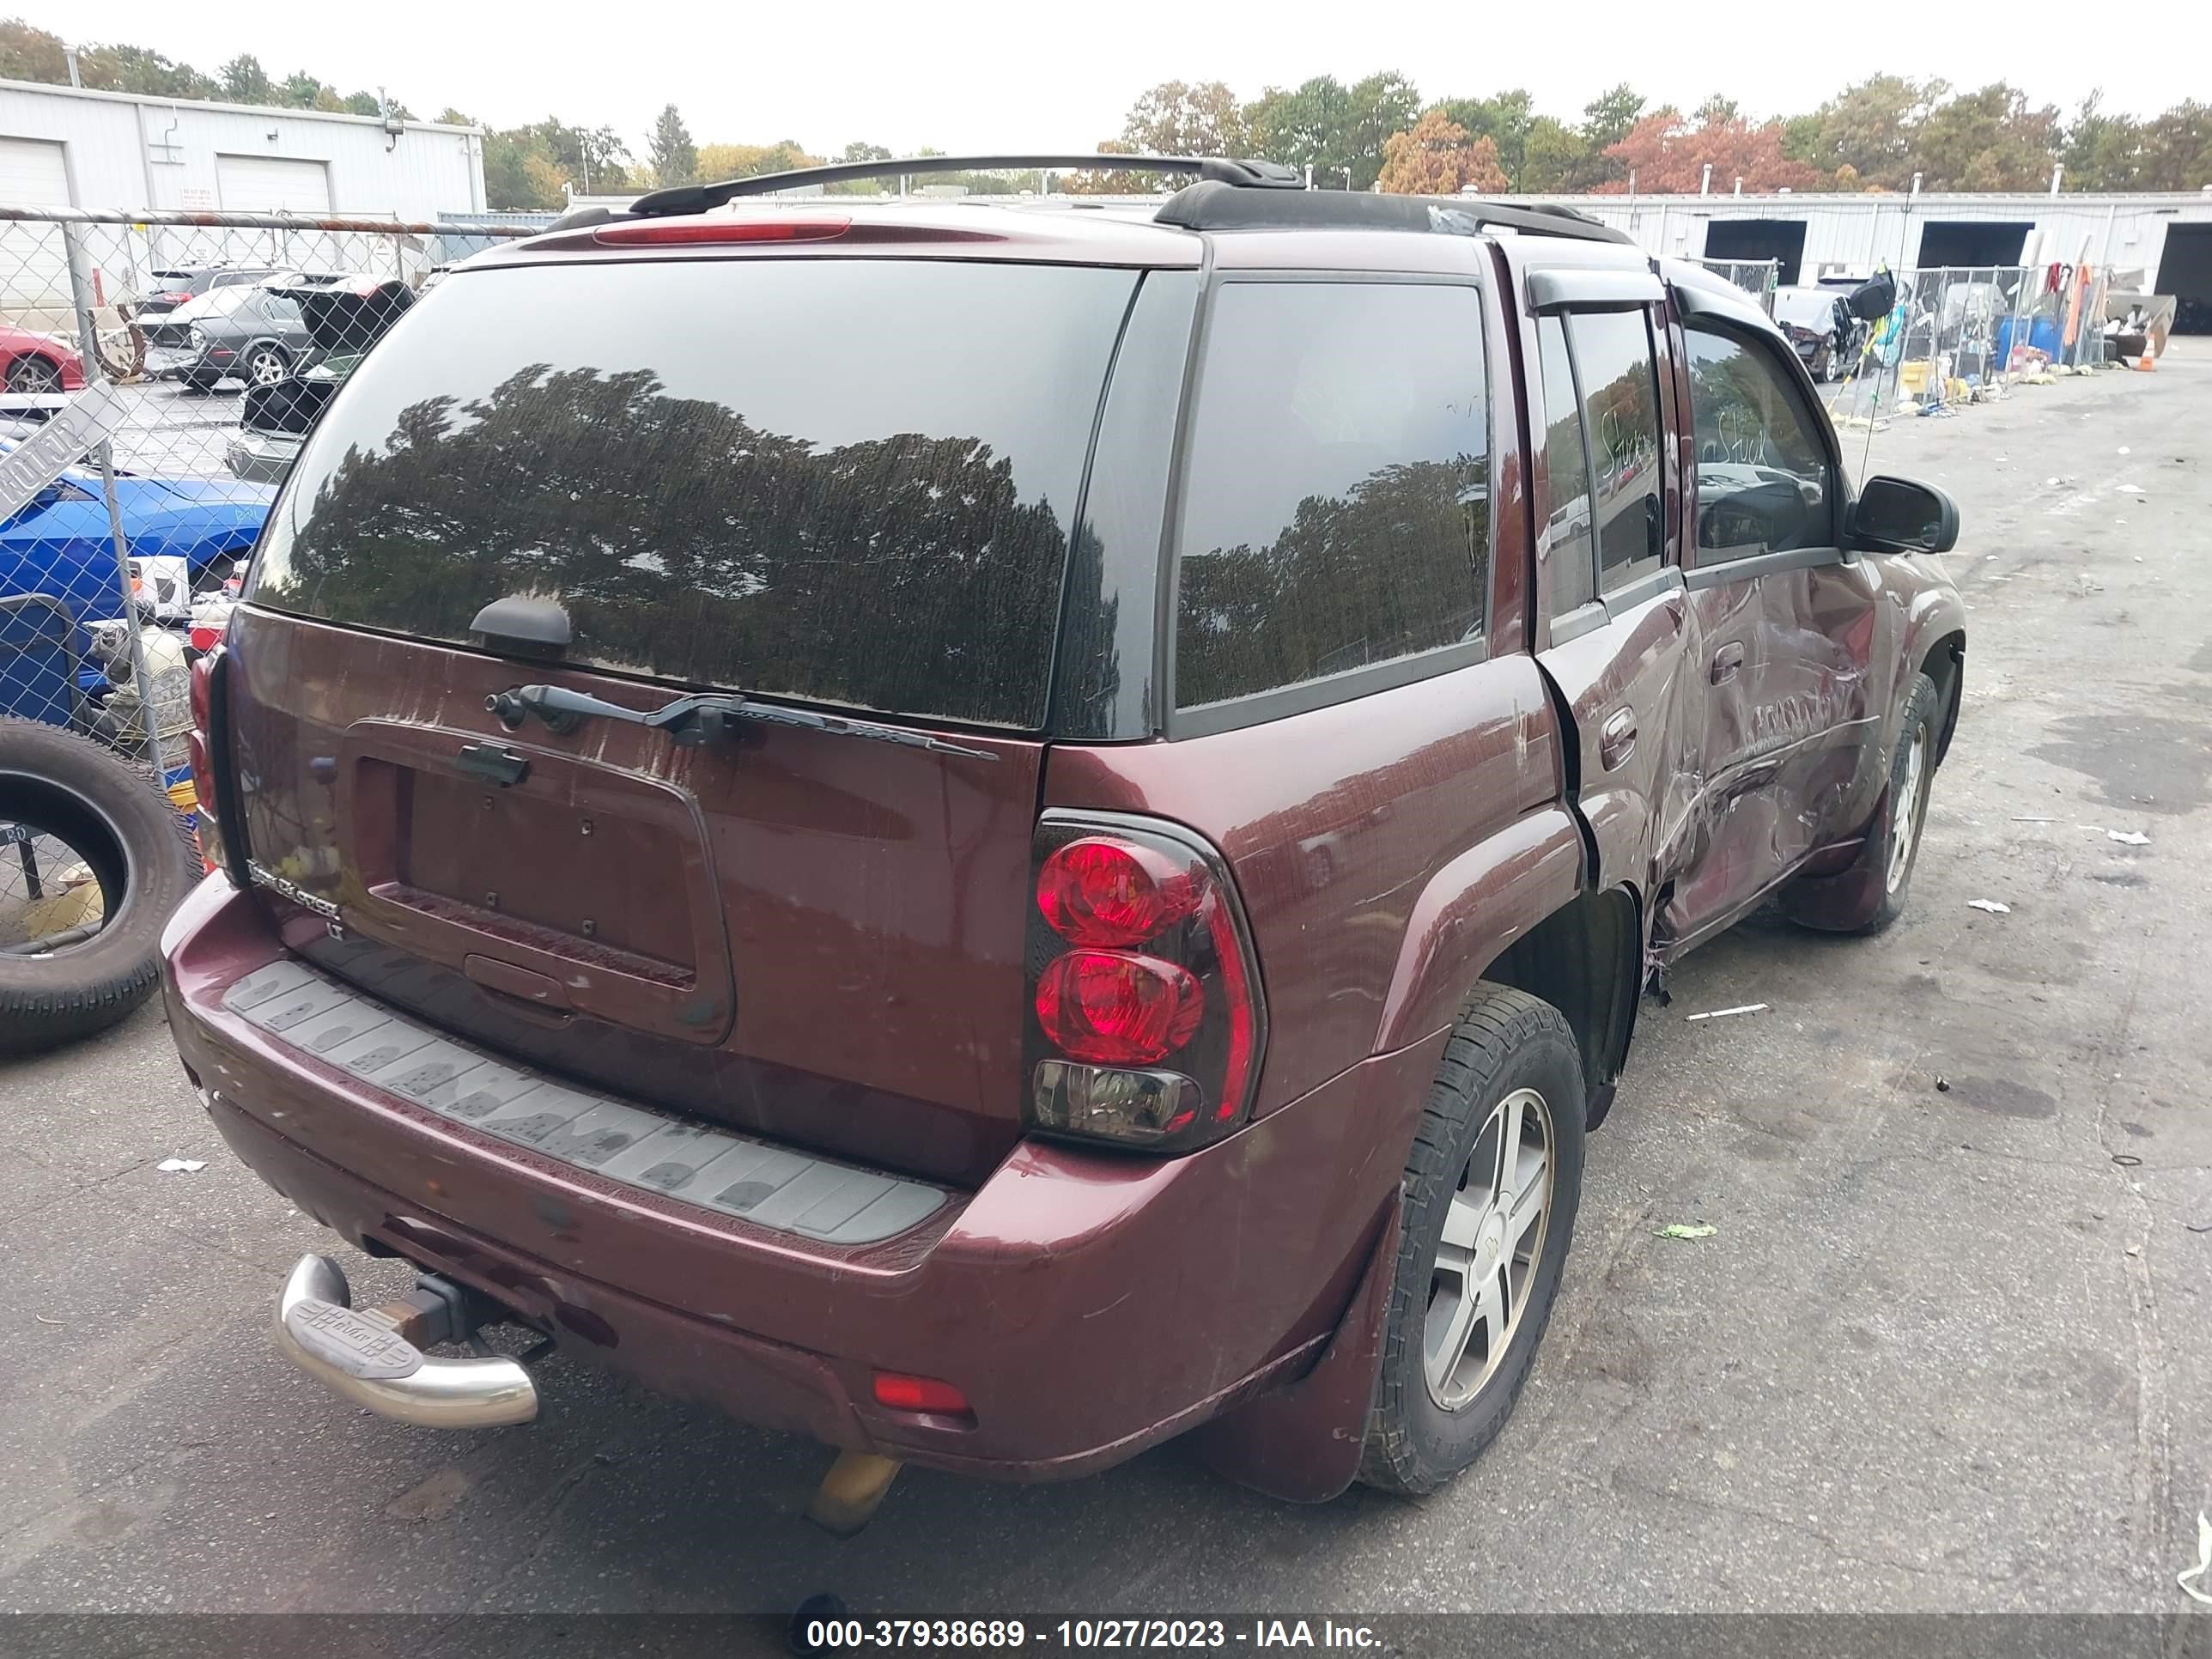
<box><xmin>276</xmin><ymin>1255</ymin><xmax>538</xmax><ymax>1429</ymax></box>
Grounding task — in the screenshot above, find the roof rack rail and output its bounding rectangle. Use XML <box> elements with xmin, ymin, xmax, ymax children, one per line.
<box><xmin>627</xmin><ymin>153</ymin><xmax>1302</xmax><ymax>219</ymax></box>
<box><xmin>1152</xmin><ymin>182</ymin><xmax>1635</xmax><ymax>245</ymax></box>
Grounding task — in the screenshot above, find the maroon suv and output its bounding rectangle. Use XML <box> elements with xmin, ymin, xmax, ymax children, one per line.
<box><xmin>163</xmin><ymin>154</ymin><xmax>1966</xmax><ymax>1512</ymax></box>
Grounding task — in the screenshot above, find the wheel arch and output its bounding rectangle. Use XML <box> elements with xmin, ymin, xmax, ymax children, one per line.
<box><xmin>1474</xmin><ymin>884</ymin><xmax>1643</xmax><ymax>1127</ymax></box>
<box><xmin>1917</xmin><ymin>628</ymin><xmax>1966</xmax><ymax>767</ymax></box>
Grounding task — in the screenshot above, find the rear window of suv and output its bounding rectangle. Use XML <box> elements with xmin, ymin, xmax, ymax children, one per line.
<box><xmin>248</xmin><ymin>258</ymin><xmax>1139</xmax><ymax>728</ymax></box>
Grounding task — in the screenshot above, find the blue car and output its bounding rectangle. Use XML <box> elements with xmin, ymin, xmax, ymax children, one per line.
<box><xmin>0</xmin><ymin>448</ymin><xmax>272</xmax><ymax>720</ymax></box>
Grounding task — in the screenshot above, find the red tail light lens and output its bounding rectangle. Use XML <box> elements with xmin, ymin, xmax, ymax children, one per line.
<box><xmin>1036</xmin><ymin>837</ymin><xmax>1201</xmax><ymax>947</ymax></box>
<box><xmin>1024</xmin><ymin>814</ymin><xmax>1266</xmax><ymax>1152</ymax></box>
<box><xmin>872</xmin><ymin>1371</ymin><xmax>971</xmax><ymax>1417</ymax></box>
<box><xmin>187</xmin><ymin>649</ymin><xmax>242</xmax><ymax>884</ymax></box>
<box><xmin>1035</xmin><ymin>950</ymin><xmax>1201</xmax><ymax>1064</ymax></box>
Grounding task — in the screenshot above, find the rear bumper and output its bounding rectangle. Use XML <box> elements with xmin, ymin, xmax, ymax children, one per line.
<box><xmin>163</xmin><ymin>877</ymin><xmax>1441</xmax><ymax>1480</ymax></box>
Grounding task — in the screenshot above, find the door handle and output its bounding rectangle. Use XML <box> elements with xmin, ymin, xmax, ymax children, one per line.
<box><xmin>1711</xmin><ymin>641</ymin><xmax>1746</xmax><ymax>684</ymax></box>
<box><xmin>1599</xmin><ymin>708</ymin><xmax>1638</xmax><ymax>771</ymax></box>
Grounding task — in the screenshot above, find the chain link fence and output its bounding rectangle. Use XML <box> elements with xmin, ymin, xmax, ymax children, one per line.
<box><xmin>0</xmin><ymin>205</ymin><xmax>529</xmax><ymax>948</ymax></box>
<box><xmin>1689</xmin><ymin>258</ymin><xmax>1778</xmax><ymax>316</ymax></box>
<box><xmin>1824</xmin><ymin>263</ymin><xmax>2130</xmax><ymax>423</ymax></box>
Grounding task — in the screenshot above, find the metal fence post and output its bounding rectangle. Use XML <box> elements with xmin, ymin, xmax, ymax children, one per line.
<box><xmin>61</xmin><ymin>219</ymin><xmax>163</xmax><ymax>770</ymax></box>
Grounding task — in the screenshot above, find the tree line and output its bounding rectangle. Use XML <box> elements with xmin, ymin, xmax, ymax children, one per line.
<box><xmin>3</xmin><ymin>17</ymin><xmax>2205</xmax><ymax>206</ymax></box>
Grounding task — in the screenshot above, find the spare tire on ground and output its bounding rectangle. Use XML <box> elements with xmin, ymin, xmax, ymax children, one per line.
<box><xmin>0</xmin><ymin>718</ymin><xmax>200</xmax><ymax>1055</ymax></box>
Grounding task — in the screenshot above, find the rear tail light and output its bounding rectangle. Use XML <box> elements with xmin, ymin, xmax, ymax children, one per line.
<box><xmin>187</xmin><ymin>648</ymin><xmax>245</xmax><ymax>884</ymax></box>
<box><xmin>1024</xmin><ymin>812</ymin><xmax>1266</xmax><ymax>1152</ymax></box>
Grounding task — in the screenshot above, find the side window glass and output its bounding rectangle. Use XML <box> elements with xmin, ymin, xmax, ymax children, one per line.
<box><xmin>1684</xmin><ymin>324</ymin><xmax>1835</xmax><ymax>560</ymax></box>
<box><xmin>1565</xmin><ymin>309</ymin><xmax>1664</xmax><ymax>592</ymax></box>
<box><xmin>1536</xmin><ymin>314</ymin><xmax>1595</xmax><ymax>616</ymax></box>
<box><xmin>1174</xmin><ymin>282</ymin><xmax>1490</xmax><ymax>710</ymax></box>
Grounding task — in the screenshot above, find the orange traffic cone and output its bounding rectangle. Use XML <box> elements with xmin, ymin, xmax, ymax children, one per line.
<box><xmin>2136</xmin><ymin>342</ymin><xmax>2156</xmax><ymax>372</ymax></box>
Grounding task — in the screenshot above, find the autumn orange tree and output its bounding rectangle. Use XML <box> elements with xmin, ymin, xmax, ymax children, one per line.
<box><xmin>1598</xmin><ymin>104</ymin><xmax>1825</xmax><ymax>193</ymax></box>
<box><xmin>1377</xmin><ymin>110</ymin><xmax>1511</xmax><ymax>196</ymax></box>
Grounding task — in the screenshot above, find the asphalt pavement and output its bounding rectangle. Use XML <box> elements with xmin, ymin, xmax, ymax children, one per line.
<box><xmin>2</xmin><ymin>356</ymin><xmax>2208</xmax><ymax>1625</ymax></box>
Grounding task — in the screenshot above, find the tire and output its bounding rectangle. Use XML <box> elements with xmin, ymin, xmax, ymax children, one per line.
<box><xmin>5</xmin><ymin>354</ymin><xmax>62</xmax><ymax>393</ymax></box>
<box><xmin>243</xmin><ymin>344</ymin><xmax>290</xmax><ymax>388</ymax></box>
<box><xmin>0</xmin><ymin>720</ymin><xmax>199</xmax><ymax>1055</ymax></box>
<box><xmin>1360</xmin><ymin>984</ymin><xmax>1587</xmax><ymax>1496</ymax></box>
<box><xmin>1786</xmin><ymin>671</ymin><xmax>1941</xmax><ymax>937</ymax></box>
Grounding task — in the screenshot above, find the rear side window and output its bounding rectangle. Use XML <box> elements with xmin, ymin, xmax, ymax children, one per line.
<box><xmin>250</xmin><ymin>259</ymin><xmax>1139</xmax><ymax>729</ymax></box>
<box><xmin>1173</xmin><ymin>282</ymin><xmax>1489</xmax><ymax>710</ymax></box>
<box><xmin>1535</xmin><ymin>314</ymin><xmax>1595</xmax><ymax>616</ymax></box>
<box><xmin>1565</xmin><ymin>309</ymin><xmax>1663</xmax><ymax>592</ymax></box>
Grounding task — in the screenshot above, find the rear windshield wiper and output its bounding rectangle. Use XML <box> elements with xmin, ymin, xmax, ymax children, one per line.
<box><xmin>485</xmin><ymin>683</ymin><xmax>1000</xmax><ymax>762</ymax></box>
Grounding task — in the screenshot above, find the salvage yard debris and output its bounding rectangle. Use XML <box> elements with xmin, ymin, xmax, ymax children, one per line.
<box><xmin>154</xmin><ymin>1158</ymin><xmax>205</xmax><ymax>1174</ymax></box>
<box><xmin>1967</xmin><ymin>900</ymin><xmax>2012</xmax><ymax>914</ymax></box>
<box><xmin>2107</xmin><ymin>830</ymin><xmax>2152</xmax><ymax>846</ymax></box>
<box><xmin>1686</xmin><ymin>1004</ymin><xmax>1768</xmax><ymax>1022</ymax></box>
<box><xmin>1656</xmin><ymin>1223</ymin><xmax>1718</xmax><ymax>1241</ymax></box>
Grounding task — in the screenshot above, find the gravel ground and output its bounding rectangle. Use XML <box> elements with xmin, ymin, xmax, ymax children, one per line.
<box><xmin>1</xmin><ymin>353</ymin><xmax>2208</xmax><ymax>1628</ymax></box>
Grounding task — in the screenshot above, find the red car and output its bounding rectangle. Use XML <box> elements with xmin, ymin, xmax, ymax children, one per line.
<box><xmin>0</xmin><ymin>324</ymin><xmax>85</xmax><ymax>394</ymax></box>
<box><xmin>163</xmin><ymin>153</ymin><xmax>1966</xmax><ymax>1522</ymax></box>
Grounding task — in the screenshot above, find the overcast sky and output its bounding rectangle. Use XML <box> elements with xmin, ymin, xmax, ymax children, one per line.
<box><xmin>34</xmin><ymin>0</ymin><xmax>2197</xmax><ymax>152</ymax></box>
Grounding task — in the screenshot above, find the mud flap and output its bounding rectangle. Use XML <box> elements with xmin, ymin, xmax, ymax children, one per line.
<box><xmin>1187</xmin><ymin>1198</ymin><xmax>1401</xmax><ymax>1503</ymax></box>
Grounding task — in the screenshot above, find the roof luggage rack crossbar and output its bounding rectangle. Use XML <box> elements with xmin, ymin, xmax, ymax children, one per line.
<box><xmin>1150</xmin><ymin>183</ymin><xmax>1636</xmax><ymax>245</ymax></box>
<box><xmin>629</xmin><ymin>153</ymin><xmax>1303</xmax><ymax>218</ymax></box>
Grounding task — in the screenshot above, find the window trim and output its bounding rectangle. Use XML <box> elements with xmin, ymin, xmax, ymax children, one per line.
<box><xmin>1677</xmin><ymin>314</ymin><xmax>1847</xmax><ymax>574</ymax></box>
<box><xmin>1163</xmin><ymin>267</ymin><xmax>1496</xmax><ymax>738</ymax></box>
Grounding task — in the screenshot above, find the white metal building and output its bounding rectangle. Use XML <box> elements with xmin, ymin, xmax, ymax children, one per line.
<box><xmin>0</xmin><ymin>78</ymin><xmax>485</xmax><ymax>217</ymax></box>
<box><xmin>1498</xmin><ymin>190</ymin><xmax>2212</xmax><ymax>319</ymax></box>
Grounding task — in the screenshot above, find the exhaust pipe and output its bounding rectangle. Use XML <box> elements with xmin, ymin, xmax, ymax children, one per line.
<box><xmin>275</xmin><ymin>1255</ymin><xmax>538</xmax><ymax>1429</ymax></box>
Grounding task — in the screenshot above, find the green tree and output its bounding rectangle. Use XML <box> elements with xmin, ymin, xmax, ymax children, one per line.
<box><xmin>1522</xmin><ymin>116</ymin><xmax>1593</xmax><ymax>192</ymax></box>
<box><xmin>1577</xmin><ymin>84</ymin><xmax>1646</xmax><ymax>189</ymax></box>
<box><xmin>77</xmin><ymin>43</ymin><xmax>216</xmax><ymax>98</ymax></box>
<box><xmin>647</xmin><ymin>103</ymin><xmax>696</xmax><ymax>188</ymax></box>
<box><xmin>279</xmin><ymin>70</ymin><xmax>343</xmax><ymax>111</ymax></box>
<box><xmin>1343</xmin><ymin>72</ymin><xmax>1421</xmax><ymax>188</ymax></box>
<box><xmin>0</xmin><ymin>18</ymin><xmax>68</xmax><ymax>82</ymax></box>
<box><xmin>1247</xmin><ymin>75</ymin><xmax>1352</xmax><ymax>180</ymax></box>
<box><xmin>1120</xmin><ymin>79</ymin><xmax>1250</xmax><ymax>156</ymax></box>
<box><xmin>220</xmin><ymin>53</ymin><xmax>271</xmax><ymax>104</ymax></box>
<box><xmin>2136</xmin><ymin>101</ymin><xmax>2212</xmax><ymax>191</ymax></box>
<box><xmin>2063</xmin><ymin>91</ymin><xmax>2142</xmax><ymax>190</ymax></box>
<box><xmin>1438</xmin><ymin>89</ymin><xmax>1534</xmax><ymax>187</ymax></box>
<box><xmin>1910</xmin><ymin>82</ymin><xmax>2059</xmax><ymax>191</ymax></box>
<box><xmin>1790</xmin><ymin>76</ymin><xmax>1944</xmax><ymax>190</ymax></box>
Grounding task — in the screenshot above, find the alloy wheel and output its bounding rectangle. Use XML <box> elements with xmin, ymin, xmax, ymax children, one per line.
<box><xmin>1887</xmin><ymin>726</ymin><xmax>1928</xmax><ymax>895</ymax></box>
<box><xmin>1425</xmin><ymin>1085</ymin><xmax>1554</xmax><ymax>1410</ymax></box>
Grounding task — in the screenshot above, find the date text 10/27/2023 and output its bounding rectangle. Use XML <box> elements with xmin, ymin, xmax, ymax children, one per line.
<box><xmin>799</xmin><ymin>1619</ymin><xmax>1383</xmax><ymax>1650</ymax></box>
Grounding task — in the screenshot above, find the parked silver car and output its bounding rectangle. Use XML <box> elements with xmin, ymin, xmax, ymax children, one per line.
<box><xmin>142</xmin><ymin>281</ymin><xmax>318</xmax><ymax>390</ymax></box>
<box><xmin>224</xmin><ymin>276</ymin><xmax>416</xmax><ymax>482</ymax></box>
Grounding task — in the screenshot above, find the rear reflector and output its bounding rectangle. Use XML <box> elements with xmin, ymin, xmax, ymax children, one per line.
<box><xmin>592</xmin><ymin>217</ymin><xmax>851</xmax><ymax>246</ymax></box>
<box><xmin>872</xmin><ymin>1372</ymin><xmax>971</xmax><ymax>1417</ymax></box>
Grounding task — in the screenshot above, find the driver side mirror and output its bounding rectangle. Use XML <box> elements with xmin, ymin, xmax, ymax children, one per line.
<box><xmin>1849</xmin><ymin>474</ymin><xmax>1959</xmax><ymax>554</ymax></box>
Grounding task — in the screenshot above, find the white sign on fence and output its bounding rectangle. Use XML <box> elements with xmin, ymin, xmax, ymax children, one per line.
<box><xmin>0</xmin><ymin>380</ymin><xmax>128</xmax><ymax>521</ymax></box>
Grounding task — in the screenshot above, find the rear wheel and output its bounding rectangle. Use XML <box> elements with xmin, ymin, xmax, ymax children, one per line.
<box><xmin>0</xmin><ymin>720</ymin><xmax>199</xmax><ymax>1054</ymax></box>
<box><xmin>1360</xmin><ymin>984</ymin><xmax>1585</xmax><ymax>1496</ymax></box>
<box><xmin>244</xmin><ymin>343</ymin><xmax>290</xmax><ymax>387</ymax></box>
<box><xmin>5</xmin><ymin>354</ymin><xmax>62</xmax><ymax>393</ymax></box>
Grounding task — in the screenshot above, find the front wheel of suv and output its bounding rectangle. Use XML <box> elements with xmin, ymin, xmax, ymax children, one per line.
<box><xmin>1784</xmin><ymin>670</ymin><xmax>1940</xmax><ymax>937</ymax></box>
<box><xmin>1359</xmin><ymin>984</ymin><xmax>1585</xmax><ymax>1496</ymax></box>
